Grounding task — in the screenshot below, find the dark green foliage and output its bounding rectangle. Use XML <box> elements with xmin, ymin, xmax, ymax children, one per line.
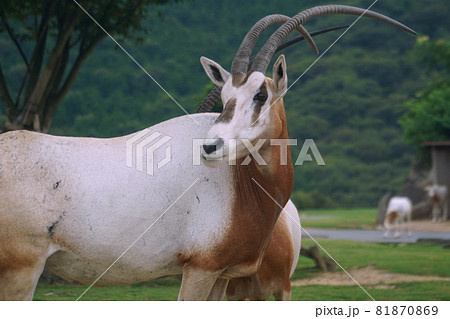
<box><xmin>291</xmin><ymin>190</ymin><xmax>338</xmax><ymax>210</ymax></box>
<box><xmin>1</xmin><ymin>0</ymin><xmax>448</xmax><ymax>207</ymax></box>
<box><xmin>399</xmin><ymin>38</ymin><xmax>450</xmax><ymax>158</ymax></box>
<box><xmin>0</xmin><ymin>0</ymin><xmax>176</xmax><ymax>132</ymax></box>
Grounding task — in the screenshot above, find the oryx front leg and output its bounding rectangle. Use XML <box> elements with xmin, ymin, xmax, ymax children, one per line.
<box><xmin>383</xmin><ymin>222</ymin><xmax>390</xmax><ymax>238</ymax></box>
<box><xmin>432</xmin><ymin>203</ymin><xmax>440</xmax><ymax>223</ymax></box>
<box><xmin>0</xmin><ymin>260</ymin><xmax>46</xmax><ymax>301</ymax></box>
<box><xmin>207</xmin><ymin>278</ymin><xmax>229</xmax><ymax>301</ymax></box>
<box><xmin>394</xmin><ymin>218</ymin><xmax>402</xmax><ymax>238</ymax></box>
<box><xmin>178</xmin><ymin>264</ymin><xmax>224</xmax><ymax>301</ymax></box>
<box><xmin>407</xmin><ymin>212</ymin><xmax>412</xmax><ymax>237</ymax></box>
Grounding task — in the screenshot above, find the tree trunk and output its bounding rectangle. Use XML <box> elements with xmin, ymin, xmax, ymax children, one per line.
<box><xmin>300</xmin><ymin>245</ymin><xmax>336</xmax><ymax>272</ymax></box>
<box><xmin>16</xmin><ymin>12</ymin><xmax>82</xmax><ymax>131</ymax></box>
<box><xmin>376</xmin><ymin>192</ymin><xmax>392</xmax><ymax>226</ymax></box>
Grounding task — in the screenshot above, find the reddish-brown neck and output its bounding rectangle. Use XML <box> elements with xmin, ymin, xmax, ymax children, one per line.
<box><xmin>228</xmin><ymin>102</ymin><xmax>294</xmax><ymax>266</ymax></box>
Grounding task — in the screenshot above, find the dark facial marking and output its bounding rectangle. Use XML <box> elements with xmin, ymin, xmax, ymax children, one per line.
<box><xmin>253</xmin><ymin>82</ymin><xmax>268</xmax><ymax>106</ymax></box>
<box><xmin>215</xmin><ymin>98</ymin><xmax>236</xmax><ymax>124</ymax></box>
<box><xmin>251</xmin><ymin>82</ymin><xmax>267</xmax><ymax>124</ymax></box>
<box><xmin>210</xmin><ymin>65</ymin><xmax>224</xmax><ymax>84</ymax></box>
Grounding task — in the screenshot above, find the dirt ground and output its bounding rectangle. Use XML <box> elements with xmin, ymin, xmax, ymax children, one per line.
<box><xmin>292</xmin><ymin>265</ymin><xmax>450</xmax><ymax>286</ymax></box>
<box><xmin>373</xmin><ymin>219</ymin><xmax>450</xmax><ymax>232</ymax></box>
<box><xmin>405</xmin><ymin>219</ymin><xmax>450</xmax><ymax>232</ymax></box>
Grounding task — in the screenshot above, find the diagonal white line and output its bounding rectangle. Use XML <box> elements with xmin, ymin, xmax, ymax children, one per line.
<box><xmin>252</xmin><ymin>0</ymin><xmax>379</xmax><ymax>125</ymax></box>
<box><xmin>72</xmin><ymin>0</ymin><xmax>199</xmax><ymax>126</ymax></box>
<box><xmin>76</xmin><ymin>178</ymin><xmax>200</xmax><ymax>301</ymax></box>
<box><xmin>251</xmin><ymin>177</ymin><xmax>376</xmax><ymax>301</ymax></box>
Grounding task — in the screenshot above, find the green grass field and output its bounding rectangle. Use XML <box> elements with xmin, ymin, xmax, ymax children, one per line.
<box><xmin>296</xmin><ymin>239</ymin><xmax>450</xmax><ymax>278</ymax></box>
<box><xmin>291</xmin><ymin>282</ymin><xmax>450</xmax><ymax>301</ymax></box>
<box><xmin>34</xmin><ymin>239</ymin><xmax>450</xmax><ymax>301</ymax></box>
<box><xmin>299</xmin><ymin>208</ymin><xmax>377</xmax><ymax>229</ymax></box>
<box><xmin>34</xmin><ymin>281</ymin><xmax>450</xmax><ymax>301</ymax></box>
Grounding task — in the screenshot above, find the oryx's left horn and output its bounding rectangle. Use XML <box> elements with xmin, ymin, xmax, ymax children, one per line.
<box><xmin>251</xmin><ymin>5</ymin><xmax>416</xmax><ymax>74</ymax></box>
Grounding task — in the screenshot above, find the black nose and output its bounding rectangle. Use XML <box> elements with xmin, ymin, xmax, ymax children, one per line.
<box><xmin>202</xmin><ymin>138</ymin><xmax>224</xmax><ymax>155</ymax></box>
<box><xmin>203</xmin><ymin>144</ymin><xmax>216</xmax><ymax>155</ymax></box>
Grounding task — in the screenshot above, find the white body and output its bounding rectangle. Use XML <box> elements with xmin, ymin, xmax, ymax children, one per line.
<box><xmin>383</xmin><ymin>196</ymin><xmax>412</xmax><ymax>238</ymax></box>
<box><xmin>0</xmin><ymin>114</ymin><xmax>239</xmax><ymax>299</ymax></box>
<box><xmin>226</xmin><ymin>199</ymin><xmax>301</xmax><ymax>301</ymax></box>
<box><xmin>425</xmin><ymin>184</ymin><xmax>448</xmax><ymax>222</ymax></box>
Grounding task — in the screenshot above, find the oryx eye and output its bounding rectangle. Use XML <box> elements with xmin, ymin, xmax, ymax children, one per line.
<box><xmin>253</xmin><ymin>92</ymin><xmax>267</xmax><ymax>103</ymax></box>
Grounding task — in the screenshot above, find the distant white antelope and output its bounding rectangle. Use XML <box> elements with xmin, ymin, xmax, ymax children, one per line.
<box><xmin>425</xmin><ymin>184</ymin><xmax>448</xmax><ymax>222</ymax></box>
<box><xmin>226</xmin><ymin>200</ymin><xmax>301</xmax><ymax>301</ymax></box>
<box><xmin>0</xmin><ymin>5</ymin><xmax>415</xmax><ymax>300</ymax></box>
<box><xmin>383</xmin><ymin>197</ymin><xmax>412</xmax><ymax>238</ymax></box>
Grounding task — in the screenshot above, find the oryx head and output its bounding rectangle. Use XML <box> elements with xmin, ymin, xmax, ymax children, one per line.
<box><xmin>200</xmin><ymin>54</ymin><xmax>288</xmax><ymax>165</ymax></box>
<box><xmin>199</xmin><ymin>5</ymin><xmax>416</xmax><ymax>166</ymax></box>
<box><xmin>425</xmin><ymin>185</ymin><xmax>436</xmax><ymax>197</ymax></box>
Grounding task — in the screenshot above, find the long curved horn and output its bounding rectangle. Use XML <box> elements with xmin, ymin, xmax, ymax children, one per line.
<box><xmin>231</xmin><ymin>14</ymin><xmax>318</xmax><ymax>75</ymax></box>
<box><xmin>248</xmin><ymin>25</ymin><xmax>348</xmax><ymax>69</ymax></box>
<box><xmin>196</xmin><ymin>26</ymin><xmax>347</xmax><ymax>113</ymax></box>
<box><xmin>251</xmin><ymin>5</ymin><xmax>417</xmax><ymax>74</ymax></box>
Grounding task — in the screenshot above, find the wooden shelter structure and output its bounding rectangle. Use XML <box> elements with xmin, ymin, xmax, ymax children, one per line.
<box><xmin>422</xmin><ymin>141</ymin><xmax>450</xmax><ymax>187</ymax></box>
<box><xmin>422</xmin><ymin>141</ymin><xmax>450</xmax><ymax>217</ymax></box>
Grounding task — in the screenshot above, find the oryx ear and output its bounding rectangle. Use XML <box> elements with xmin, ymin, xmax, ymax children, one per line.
<box><xmin>272</xmin><ymin>55</ymin><xmax>288</xmax><ymax>96</ymax></box>
<box><xmin>200</xmin><ymin>57</ymin><xmax>230</xmax><ymax>88</ymax></box>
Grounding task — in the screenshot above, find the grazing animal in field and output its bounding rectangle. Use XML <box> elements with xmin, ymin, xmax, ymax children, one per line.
<box><xmin>383</xmin><ymin>197</ymin><xmax>412</xmax><ymax>238</ymax></box>
<box><xmin>226</xmin><ymin>200</ymin><xmax>301</xmax><ymax>301</ymax></box>
<box><xmin>425</xmin><ymin>184</ymin><xmax>448</xmax><ymax>222</ymax></box>
<box><xmin>0</xmin><ymin>5</ymin><xmax>415</xmax><ymax>300</ymax></box>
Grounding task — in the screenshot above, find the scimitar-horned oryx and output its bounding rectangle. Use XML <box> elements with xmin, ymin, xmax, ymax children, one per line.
<box><xmin>383</xmin><ymin>196</ymin><xmax>412</xmax><ymax>238</ymax></box>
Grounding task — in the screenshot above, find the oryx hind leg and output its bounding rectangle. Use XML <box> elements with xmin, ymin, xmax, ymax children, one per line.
<box><xmin>273</xmin><ymin>279</ymin><xmax>292</xmax><ymax>301</ymax></box>
<box><xmin>274</xmin><ymin>289</ymin><xmax>291</xmax><ymax>301</ymax></box>
<box><xmin>443</xmin><ymin>199</ymin><xmax>448</xmax><ymax>221</ymax></box>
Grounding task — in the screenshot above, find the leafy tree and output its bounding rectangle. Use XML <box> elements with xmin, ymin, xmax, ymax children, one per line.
<box><xmin>0</xmin><ymin>0</ymin><xmax>173</xmax><ymax>133</ymax></box>
<box><xmin>399</xmin><ymin>38</ymin><xmax>450</xmax><ymax>152</ymax></box>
